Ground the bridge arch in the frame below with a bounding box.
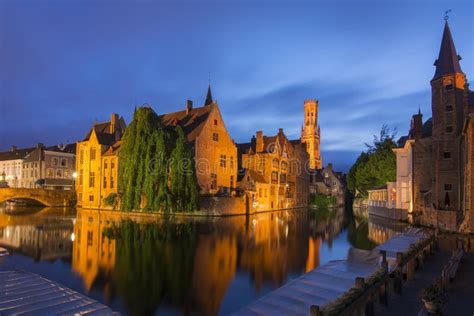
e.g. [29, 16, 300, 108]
[0, 188, 76, 207]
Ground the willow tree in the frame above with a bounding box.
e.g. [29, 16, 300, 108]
[119, 107, 199, 212]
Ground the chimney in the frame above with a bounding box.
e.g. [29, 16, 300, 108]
[256, 131, 264, 152]
[110, 113, 119, 134]
[11, 145, 17, 152]
[186, 100, 193, 114]
[410, 111, 423, 140]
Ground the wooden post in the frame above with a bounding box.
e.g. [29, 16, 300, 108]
[406, 259, 415, 281]
[395, 252, 403, 294]
[380, 280, 388, 306]
[310, 305, 320, 316]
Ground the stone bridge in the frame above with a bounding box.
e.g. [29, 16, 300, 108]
[0, 188, 76, 207]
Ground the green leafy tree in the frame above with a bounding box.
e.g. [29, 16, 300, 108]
[347, 125, 397, 196]
[119, 107, 199, 212]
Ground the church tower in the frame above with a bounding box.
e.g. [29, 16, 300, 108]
[301, 99, 322, 169]
[431, 20, 466, 211]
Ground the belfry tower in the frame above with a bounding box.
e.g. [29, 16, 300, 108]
[431, 20, 466, 211]
[301, 99, 322, 169]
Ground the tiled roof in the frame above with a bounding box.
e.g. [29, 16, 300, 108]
[159, 104, 213, 142]
[23, 143, 76, 163]
[83, 117, 126, 146]
[0, 147, 35, 161]
[433, 22, 463, 80]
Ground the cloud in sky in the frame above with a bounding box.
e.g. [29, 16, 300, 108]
[0, 0, 473, 171]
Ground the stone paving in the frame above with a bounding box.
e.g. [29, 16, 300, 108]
[442, 252, 474, 315]
[374, 250, 451, 315]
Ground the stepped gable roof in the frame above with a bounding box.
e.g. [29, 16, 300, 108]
[159, 104, 213, 142]
[0, 147, 35, 161]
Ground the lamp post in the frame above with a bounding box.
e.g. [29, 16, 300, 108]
[72, 172, 77, 191]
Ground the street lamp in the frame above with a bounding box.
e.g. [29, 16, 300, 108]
[72, 172, 77, 190]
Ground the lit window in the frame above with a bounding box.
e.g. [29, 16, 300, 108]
[47, 168, 53, 177]
[220, 155, 226, 168]
[89, 172, 95, 188]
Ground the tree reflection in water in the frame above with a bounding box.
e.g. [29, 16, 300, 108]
[103, 220, 197, 316]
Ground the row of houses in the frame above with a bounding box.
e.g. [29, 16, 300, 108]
[1, 87, 346, 212]
[0, 143, 76, 190]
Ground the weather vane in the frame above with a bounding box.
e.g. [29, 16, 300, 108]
[444, 9, 451, 21]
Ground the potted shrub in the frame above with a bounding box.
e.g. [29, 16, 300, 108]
[420, 279, 447, 313]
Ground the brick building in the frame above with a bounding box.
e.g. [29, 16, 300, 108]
[75, 113, 126, 208]
[238, 128, 309, 211]
[301, 99, 322, 170]
[159, 86, 238, 194]
[392, 20, 474, 231]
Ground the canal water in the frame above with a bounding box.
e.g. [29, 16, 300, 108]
[0, 206, 404, 316]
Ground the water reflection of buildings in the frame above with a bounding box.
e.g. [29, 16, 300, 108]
[367, 215, 407, 244]
[0, 209, 74, 261]
[72, 210, 117, 296]
[71, 208, 347, 316]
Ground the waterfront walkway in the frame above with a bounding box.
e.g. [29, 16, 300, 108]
[233, 228, 432, 316]
[443, 252, 474, 315]
[0, 270, 118, 315]
[374, 249, 451, 315]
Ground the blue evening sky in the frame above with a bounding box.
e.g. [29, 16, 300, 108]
[1, 0, 473, 171]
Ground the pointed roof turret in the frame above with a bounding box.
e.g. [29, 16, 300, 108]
[204, 84, 213, 106]
[433, 21, 463, 80]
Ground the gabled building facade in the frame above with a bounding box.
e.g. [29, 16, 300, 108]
[238, 128, 309, 211]
[22, 143, 76, 190]
[159, 86, 238, 194]
[76, 113, 126, 208]
[0, 146, 35, 188]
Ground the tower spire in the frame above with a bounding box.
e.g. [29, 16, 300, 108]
[205, 84, 213, 106]
[433, 19, 462, 80]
